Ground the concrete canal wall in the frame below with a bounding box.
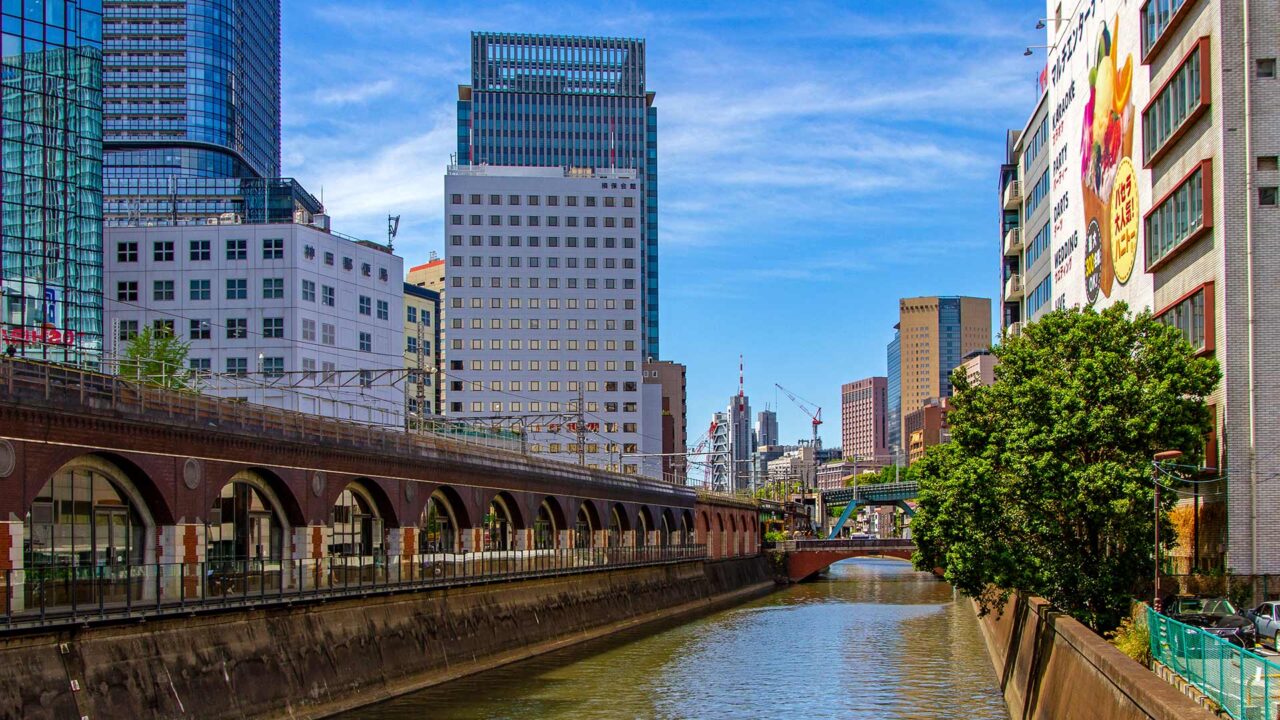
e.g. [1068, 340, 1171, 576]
[0, 556, 774, 720]
[975, 594, 1217, 720]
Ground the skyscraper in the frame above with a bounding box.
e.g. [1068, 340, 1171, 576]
[886, 327, 901, 461]
[841, 376, 888, 463]
[102, 0, 286, 224]
[895, 296, 991, 448]
[755, 409, 778, 449]
[456, 32, 659, 358]
[0, 1, 104, 365]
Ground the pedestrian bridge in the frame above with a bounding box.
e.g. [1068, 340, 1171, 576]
[821, 481, 920, 538]
[769, 538, 915, 582]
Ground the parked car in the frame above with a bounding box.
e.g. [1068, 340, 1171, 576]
[1245, 601, 1280, 648]
[1168, 596, 1258, 648]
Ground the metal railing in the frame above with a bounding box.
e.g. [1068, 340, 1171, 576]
[0, 357, 693, 501]
[1148, 606, 1280, 719]
[766, 538, 914, 552]
[0, 544, 708, 633]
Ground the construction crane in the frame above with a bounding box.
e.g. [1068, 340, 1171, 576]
[775, 383, 822, 451]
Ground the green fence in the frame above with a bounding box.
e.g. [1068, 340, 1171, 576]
[1148, 606, 1280, 719]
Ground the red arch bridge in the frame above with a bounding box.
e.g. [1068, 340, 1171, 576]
[0, 359, 762, 630]
[772, 538, 917, 582]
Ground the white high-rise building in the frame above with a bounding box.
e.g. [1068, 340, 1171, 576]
[103, 222, 405, 424]
[442, 165, 651, 476]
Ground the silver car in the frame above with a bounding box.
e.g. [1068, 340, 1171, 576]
[1248, 601, 1280, 647]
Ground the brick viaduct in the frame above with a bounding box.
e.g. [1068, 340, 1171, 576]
[0, 361, 758, 601]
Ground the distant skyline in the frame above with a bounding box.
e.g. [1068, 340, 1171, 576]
[281, 0, 1042, 449]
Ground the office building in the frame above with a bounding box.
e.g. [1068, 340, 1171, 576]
[408, 257, 446, 293]
[904, 398, 950, 465]
[643, 360, 687, 483]
[958, 349, 996, 388]
[404, 283, 440, 416]
[104, 222, 405, 423]
[727, 393, 752, 492]
[886, 327, 901, 461]
[709, 411, 731, 491]
[102, 0, 283, 225]
[442, 164, 650, 475]
[841, 376, 888, 464]
[767, 445, 815, 491]
[755, 409, 778, 449]
[456, 32, 660, 358]
[896, 296, 990, 445]
[999, 0, 1280, 575]
[1, 1, 104, 365]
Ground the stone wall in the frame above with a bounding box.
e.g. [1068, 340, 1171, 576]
[975, 594, 1216, 720]
[0, 557, 774, 720]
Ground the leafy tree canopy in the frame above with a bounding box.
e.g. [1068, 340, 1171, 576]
[911, 303, 1219, 630]
[122, 325, 192, 390]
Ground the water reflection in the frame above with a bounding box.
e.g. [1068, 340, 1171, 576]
[340, 558, 1009, 720]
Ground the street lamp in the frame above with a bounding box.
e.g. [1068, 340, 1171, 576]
[1153, 450, 1184, 611]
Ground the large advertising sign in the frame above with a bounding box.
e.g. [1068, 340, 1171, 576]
[1046, 0, 1153, 312]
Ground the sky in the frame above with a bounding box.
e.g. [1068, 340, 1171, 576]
[280, 0, 1045, 450]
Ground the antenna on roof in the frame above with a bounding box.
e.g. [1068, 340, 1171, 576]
[387, 214, 400, 252]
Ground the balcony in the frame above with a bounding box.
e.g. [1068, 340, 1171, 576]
[1006, 321, 1024, 338]
[1003, 227, 1023, 256]
[1002, 181, 1022, 210]
[1004, 273, 1024, 300]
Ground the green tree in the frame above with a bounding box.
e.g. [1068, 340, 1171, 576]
[122, 325, 192, 390]
[911, 303, 1219, 630]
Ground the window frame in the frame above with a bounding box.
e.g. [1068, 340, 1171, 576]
[1154, 281, 1215, 356]
[1144, 158, 1214, 272]
[1142, 37, 1211, 168]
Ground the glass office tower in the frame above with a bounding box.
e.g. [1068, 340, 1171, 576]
[0, 0, 104, 365]
[886, 327, 901, 461]
[457, 32, 660, 358]
[101, 0, 282, 224]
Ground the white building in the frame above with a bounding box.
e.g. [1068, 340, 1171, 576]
[104, 222, 405, 424]
[767, 446, 816, 491]
[442, 165, 651, 476]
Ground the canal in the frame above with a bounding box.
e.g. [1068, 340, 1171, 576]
[340, 558, 1010, 719]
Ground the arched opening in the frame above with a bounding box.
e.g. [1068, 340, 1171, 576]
[609, 503, 629, 548]
[484, 493, 520, 551]
[717, 513, 726, 558]
[660, 509, 675, 547]
[24, 456, 154, 607]
[329, 484, 384, 558]
[534, 497, 563, 550]
[729, 514, 739, 557]
[575, 502, 599, 549]
[681, 510, 694, 546]
[418, 490, 461, 554]
[206, 472, 287, 567]
[636, 506, 653, 548]
[698, 511, 710, 547]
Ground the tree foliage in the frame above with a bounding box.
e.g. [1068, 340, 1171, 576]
[910, 303, 1220, 630]
[122, 325, 192, 390]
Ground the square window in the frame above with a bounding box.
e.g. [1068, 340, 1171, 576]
[226, 318, 247, 339]
[116, 241, 138, 263]
[189, 319, 210, 340]
[1260, 156, 1279, 171]
[358, 332, 372, 352]
[153, 280, 174, 301]
[226, 239, 247, 260]
[1258, 58, 1277, 78]
[263, 238, 284, 260]
[1261, 187, 1279, 206]
[263, 317, 284, 338]
[153, 241, 174, 262]
[359, 295, 372, 316]
[322, 285, 335, 307]
[262, 277, 284, 299]
[321, 323, 336, 345]
[262, 357, 285, 378]
[189, 279, 211, 301]
[302, 318, 316, 341]
[376, 300, 389, 320]
[189, 358, 211, 374]
[118, 320, 139, 341]
[189, 239, 210, 261]
[116, 281, 137, 302]
[226, 357, 248, 376]
[301, 279, 316, 302]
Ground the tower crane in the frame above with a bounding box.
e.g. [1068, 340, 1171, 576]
[774, 383, 822, 451]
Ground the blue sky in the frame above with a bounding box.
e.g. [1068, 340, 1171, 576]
[280, 0, 1043, 450]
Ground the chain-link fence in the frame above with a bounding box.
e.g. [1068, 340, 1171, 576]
[1148, 606, 1280, 719]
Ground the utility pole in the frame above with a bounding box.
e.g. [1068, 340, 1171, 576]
[576, 384, 586, 466]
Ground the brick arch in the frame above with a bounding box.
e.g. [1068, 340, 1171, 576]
[212, 466, 306, 528]
[698, 510, 711, 549]
[28, 449, 176, 527]
[333, 477, 400, 527]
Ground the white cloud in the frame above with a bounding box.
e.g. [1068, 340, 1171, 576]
[313, 78, 397, 106]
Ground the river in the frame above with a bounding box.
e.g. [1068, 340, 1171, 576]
[339, 558, 1010, 720]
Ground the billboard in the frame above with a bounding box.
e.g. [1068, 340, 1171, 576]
[1045, 0, 1153, 312]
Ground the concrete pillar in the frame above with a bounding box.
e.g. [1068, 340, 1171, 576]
[291, 525, 328, 590]
[559, 529, 572, 551]
[513, 527, 533, 552]
[385, 527, 405, 584]
[0, 520, 23, 612]
[593, 529, 608, 551]
[158, 523, 204, 600]
[622, 530, 635, 548]
[461, 527, 482, 553]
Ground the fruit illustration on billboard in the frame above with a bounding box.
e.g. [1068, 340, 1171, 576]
[1079, 14, 1135, 302]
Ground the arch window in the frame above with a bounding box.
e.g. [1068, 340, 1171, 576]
[636, 508, 650, 547]
[330, 487, 383, 557]
[206, 479, 283, 566]
[25, 463, 147, 570]
[418, 493, 456, 554]
[575, 504, 594, 549]
[484, 496, 516, 551]
[534, 500, 558, 550]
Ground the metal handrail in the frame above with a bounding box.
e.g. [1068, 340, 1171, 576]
[1, 544, 712, 633]
[1148, 606, 1280, 719]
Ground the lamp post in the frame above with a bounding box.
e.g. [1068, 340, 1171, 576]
[1153, 450, 1184, 610]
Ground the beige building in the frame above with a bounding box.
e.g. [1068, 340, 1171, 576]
[958, 349, 997, 388]
[642, 360, 687, 483]
[896, 296, 990, 445]
[403, 282, 440, 416]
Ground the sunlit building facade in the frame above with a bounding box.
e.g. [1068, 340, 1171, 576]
[0, 0, 104, 364]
